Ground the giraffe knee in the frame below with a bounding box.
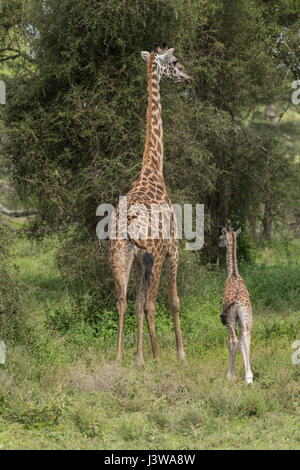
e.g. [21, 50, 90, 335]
[228, 337, 238, 349]
[117, 296, 127, 315]
[169, 295, 180, 312]
[145, 301, 155, 320]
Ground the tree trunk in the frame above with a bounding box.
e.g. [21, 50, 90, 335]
[207, 183, 227, 268]
[262, 205, 272, 241]
[217, 182, 227, 269]
[0, 203, 37, 217]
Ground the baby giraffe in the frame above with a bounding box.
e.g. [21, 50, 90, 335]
[219, 227, 253, 383]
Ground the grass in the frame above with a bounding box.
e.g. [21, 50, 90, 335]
[0, 236, 299, 449]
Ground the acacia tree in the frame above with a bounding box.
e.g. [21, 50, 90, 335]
[1, 0, 299, 295]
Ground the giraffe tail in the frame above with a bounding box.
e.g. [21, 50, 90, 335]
[220, 301, 237, 325]
[143, 252, 154, 286]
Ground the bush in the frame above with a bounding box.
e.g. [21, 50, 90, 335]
[0, 226, 25, 316]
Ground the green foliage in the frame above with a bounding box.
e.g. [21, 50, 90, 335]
[1, 0, 299, 289]
[5, 396, 64, 429]
[0, 226, 25, 315]
[236, 229, 257, 264]
[43, 237, 300, 358]
[0, 1, 299, 449]
[0, 234, 299, 449]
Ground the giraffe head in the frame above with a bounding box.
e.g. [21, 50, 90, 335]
[141, 46, 192, 83]
[219, 227, 241, 248]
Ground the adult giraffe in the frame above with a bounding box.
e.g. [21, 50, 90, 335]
[109, 46, 192, 365]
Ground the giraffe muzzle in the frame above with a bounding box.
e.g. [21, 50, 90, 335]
[180, 71, 192, 83]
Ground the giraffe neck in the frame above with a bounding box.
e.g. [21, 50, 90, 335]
[142, 52, 164, 180]
[227, 233, 239, 277]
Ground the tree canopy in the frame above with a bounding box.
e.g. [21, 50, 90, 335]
[1, 0, 299, 295]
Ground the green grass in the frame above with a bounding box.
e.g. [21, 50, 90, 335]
[0, 237, 299, 449]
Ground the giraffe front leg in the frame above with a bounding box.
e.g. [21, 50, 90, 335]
[165, 249, 185, 362]
[134, 260, 145, 366]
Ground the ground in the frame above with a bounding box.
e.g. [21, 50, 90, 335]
[0, 236, 299, 450]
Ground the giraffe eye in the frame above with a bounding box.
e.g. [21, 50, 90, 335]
[172, 60, 178, 66]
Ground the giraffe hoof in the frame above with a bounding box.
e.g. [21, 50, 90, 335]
[136, 356, 145, 367]
[246, 376, 253, 384]
[226, 373, 235, 381]
[177, 353, 187, 364]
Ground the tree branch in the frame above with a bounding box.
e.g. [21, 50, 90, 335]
[0, 219, 16, 231]
[0, 54, 21, 63]
[0, 182, 11, 192]
[0, 47, 35, 64]
[0, 203, 37, 217]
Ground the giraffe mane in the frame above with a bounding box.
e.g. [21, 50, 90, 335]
[142, 51, 155, 165]
[231, 231, 238, 277]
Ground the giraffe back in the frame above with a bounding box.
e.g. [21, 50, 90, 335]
[223, 274, 251, 309]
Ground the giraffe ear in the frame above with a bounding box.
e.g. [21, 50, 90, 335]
[235, 227, 241, 236]
[141, 51, 150, 62]
[165, 47, 174, 57]
[160, 48, 174, 61]
[222, 227, 227, 235]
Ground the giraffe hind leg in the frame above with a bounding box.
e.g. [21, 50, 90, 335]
[144, 257, 164, 360]
[165, 246, 185, 362]
[237, 307, 253, 383]
[134, 259, 145, 366]
[220, 302, 236, 326]
[226, 305, 239, 380]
